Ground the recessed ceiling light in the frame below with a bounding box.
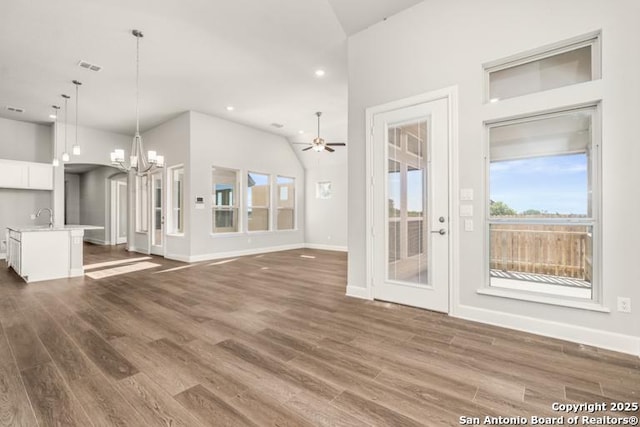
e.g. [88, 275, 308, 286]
[226, 106, 234, 111]
[489, 98, 499, 103]
[314, 69, 325, 77]
[298, 130, 305, 134]
[49, 114, 57, 119]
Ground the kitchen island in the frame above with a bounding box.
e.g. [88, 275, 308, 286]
[6, 225, 103, 283]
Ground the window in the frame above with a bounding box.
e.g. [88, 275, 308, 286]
[212, 167, 239, 233]
[168, 166, 184, 234]
[135, 175, 148, 232]
[487, 107, 599, 300]
[247, 172, 270, 232]
[276, 176, 295, 230]
[485, 33, 600, 102]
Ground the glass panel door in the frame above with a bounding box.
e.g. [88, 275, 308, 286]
[151, 172, 164, 254]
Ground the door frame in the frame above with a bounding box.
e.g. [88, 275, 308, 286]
[365, 86, 459, 315]
[149, 170, 165, 257]
[110, 179, 128, 245]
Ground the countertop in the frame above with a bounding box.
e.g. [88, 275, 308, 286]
[7, 225, 104, 232]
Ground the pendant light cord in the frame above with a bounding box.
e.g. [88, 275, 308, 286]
[64, 96, 68, 152]
[135, 33, 140, 135]
[75, 82, 79, 147]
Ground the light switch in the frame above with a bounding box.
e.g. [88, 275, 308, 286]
[460, 204, 473, 217]
[460, 188, 474, 201]
[464, 219, 474, 232]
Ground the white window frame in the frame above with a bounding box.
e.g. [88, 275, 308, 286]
[167, 165, 185, 236]
[212, 166, 241, 235]
[247, 171, 271, 233]
[483, 31, 601, 103]
[276, 175, 296, 231]
[481, 104, 604, 311]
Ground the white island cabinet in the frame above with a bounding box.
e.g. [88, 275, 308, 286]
[6, 225, 103, 282]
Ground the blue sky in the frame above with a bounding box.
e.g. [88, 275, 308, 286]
[390, 153, 588, 215]
[490, 153, 588, 215]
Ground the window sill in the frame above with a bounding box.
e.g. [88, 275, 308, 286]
[166, 233, 184, 238]
[476, 287, 610, 313]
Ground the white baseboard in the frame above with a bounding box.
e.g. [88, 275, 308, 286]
[186, 243, 306, 263]
[165, 253, 191, 263]
[455, 304, 640, 357]
[346, 285, 372, 300]
[83, 238, 109, 246]
[304, 243, 348, 252]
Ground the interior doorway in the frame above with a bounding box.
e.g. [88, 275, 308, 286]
[110, 178, 127, 245]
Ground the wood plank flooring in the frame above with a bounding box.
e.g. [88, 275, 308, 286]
[0, 244, 638, 426]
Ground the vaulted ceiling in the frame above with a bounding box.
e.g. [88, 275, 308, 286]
[0, 0, 422, 150]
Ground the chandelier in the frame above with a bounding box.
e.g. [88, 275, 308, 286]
[111, 29, 164, 174]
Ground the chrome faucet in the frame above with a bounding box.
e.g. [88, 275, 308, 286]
[36, 208, 54, 228]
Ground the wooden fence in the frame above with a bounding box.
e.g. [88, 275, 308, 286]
[490, 223, 592, 281]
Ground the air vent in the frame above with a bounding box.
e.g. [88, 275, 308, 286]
[78, 60, 103, 72]
[270, 123, 284, 129]
[6, 106, 25, 113]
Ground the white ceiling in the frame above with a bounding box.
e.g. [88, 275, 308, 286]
[0, 0, 421, 159]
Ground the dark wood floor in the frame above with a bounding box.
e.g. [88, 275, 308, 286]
[0, 244, 638, 426]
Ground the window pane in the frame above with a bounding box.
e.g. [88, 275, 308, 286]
[248, 207, 269, 231]
[489, 44, 593, 101]
[213, 208, 238, 233]
[248, 172, 270, 232]
[488, 107, 596, 299]
[277, 176, 295, 230]
[170, 168, 184, 234]
[387, 119, 428, 285]
[490, 224, 592, 299]
[136, 175, 148, 232]
[212, 167, 239, 233]
[490, 111, 592, 218]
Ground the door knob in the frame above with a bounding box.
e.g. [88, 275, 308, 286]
[431, 228, 446, 235]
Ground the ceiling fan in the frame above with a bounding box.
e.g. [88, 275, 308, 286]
[294, 112, 346, 153]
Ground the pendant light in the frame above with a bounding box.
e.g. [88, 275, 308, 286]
[72, 80, 82, 156]
[61, 94, 70, 162]
[110, 29, 164, 174]
[51, 105, 61, 167]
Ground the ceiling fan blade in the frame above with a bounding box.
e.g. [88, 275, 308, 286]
[326, 143, 346, 146]
[324, 146, 335, 152]
[302, 146, 313, 151]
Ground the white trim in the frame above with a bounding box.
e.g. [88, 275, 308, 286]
[182, 243, 305, 263]
[304, 243, 347, 252]
[365, 86, 459, 314]
[346, 285, 372, 300]
[477, 288, 609, 313]
[69, 267, 84, 278]
[83, 237, 110, 246]
[164, 253, 191, 263]
[0, 253, 5, 260]
[454, 304, 639, 357]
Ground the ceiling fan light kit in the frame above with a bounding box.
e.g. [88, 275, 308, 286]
[298, 111, 346, 153]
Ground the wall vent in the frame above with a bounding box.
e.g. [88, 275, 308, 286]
[6, 106, 25, 113]
[270, 123, 284, 128]
[78, 60, 103, 72]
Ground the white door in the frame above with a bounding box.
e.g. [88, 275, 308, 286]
[372, 98, 450, 312]
[150, 172, 164, 256]
[115, 181, 127, 244]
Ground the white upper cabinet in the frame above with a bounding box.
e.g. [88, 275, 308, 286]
[0, 159, 53, 190]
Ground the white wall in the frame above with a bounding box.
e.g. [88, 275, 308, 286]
[305, 157, 348, 250]
[53, 123, 131, 227]
[78, 166, 124, 244]
[64, 173, 80, 224]
[0, 117, 53, 257]
[188, 111, 305, 261]
[348, 0, 640, 354]
[141, 112, 190, 257]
